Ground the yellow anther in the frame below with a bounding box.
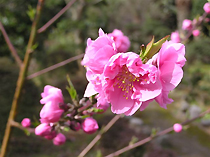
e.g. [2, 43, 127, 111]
[122, 80, 125, 84]
[126, 97, 128, 100]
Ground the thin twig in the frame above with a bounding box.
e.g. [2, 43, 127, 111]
[0, 21, 22, 67]
[10, 120, 35, 133]
[78, 115, 121, 157]
[27, 54, 84, 79]
[105, 108, 210, 157]
[37, 0, 77, 33]
[0, 1, 45, 157]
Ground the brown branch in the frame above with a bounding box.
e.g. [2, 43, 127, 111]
[27, 54, 84, 80]
[105, 108, 210, 157]
[0, 21, 22, 67]
[10, 120, 35, 133]
[78, 115, 121, 157]
[0, 0, 45, 157]
[37, 0, 77, 33]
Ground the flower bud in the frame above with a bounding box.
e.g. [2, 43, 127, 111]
[40, 101, 64, 123]
[173, 123, 182, 133]
[70, 121, 81, 131]
[21, 118, 31, 128]
[170, 31, 181, 43]
[203, 2, 210, 14]
[44, 131, 57, 140]
[82, 117, 99, 134]
[40, 85, 64, 105]
[53, 133, 66, 146]
[35, 123, 52, 137]
[182, 19, 192, 30]
[192, 30, 200, 37]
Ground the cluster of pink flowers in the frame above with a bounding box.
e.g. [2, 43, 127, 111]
[82, 28, 186, 116]
[170, 2, 210, 43]
[32, 85, 101, 145]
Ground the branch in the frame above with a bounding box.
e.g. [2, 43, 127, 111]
[78, 115, 121, 157]
[10, 120, 35, 133]
[105, 108, 210, 157]
[27, 54, 84, 80]
[0, 21, 22, 67]
[0, 0, 45, 156]
[37, 0, 77, 33]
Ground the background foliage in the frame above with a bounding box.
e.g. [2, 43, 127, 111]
[1, 0, 210, 156]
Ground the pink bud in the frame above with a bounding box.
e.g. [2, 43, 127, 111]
[40, 85, 64, 105]
[192, 30, 200, 37]
[21, 118, 31, 128]
[173, 123, 183, 133]
[203, 2, 210, 14]
[53, 133, 66, 145]
[35, 123, 52, 136]
[70, 121, 81, 131]
[170, 31, 181, 43]
[82, 118, 99, 134]
[40, 101, 64, 123]
[44, 131, 57, 140]
[182, 19, 192, 30]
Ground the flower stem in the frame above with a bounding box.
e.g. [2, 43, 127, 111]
[105, 108, 210, 157]
[0, 1, 45, 156]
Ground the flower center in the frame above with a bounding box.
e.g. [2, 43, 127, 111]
[113, 66, 140, 99]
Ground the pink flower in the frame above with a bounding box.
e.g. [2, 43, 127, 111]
[40, 101, 64, 123]
[21, 118, 31, 128]
[100, 52, 162, 115]
[40, 85, 64, 105]
[170, 31, 181, 43]
[82, 117, 99, 134]
[53, 133, 66, 145]
[44, 131, 57, 140]
[182, 19, 192, 30]
[82, 28, 117, 74]
[192, 29, 200, 37]
[35, 123, 53, 137]
[173, 123, 182, 133]
[108, 29, 130, 53]
[145, 41, 186, 109]
[203, 2, 210, 14]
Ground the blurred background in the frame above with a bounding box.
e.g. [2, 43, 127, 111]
[1, 0, 210, 156]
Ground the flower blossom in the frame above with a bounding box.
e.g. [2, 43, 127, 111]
[182, 19, 192, 30]
[100, 52, 162, 115]
[108, 29, 130, 53]
[203, 2, 210, 14]
[143, 41, 186, 110]
[170, 31, 181, 43]
[82, 28, 117, 74]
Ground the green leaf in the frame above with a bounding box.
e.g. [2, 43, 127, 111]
[129, 136, 138, 145]
[63, 127, 70, 132]
[31, 43, 39, 50]
[96, 150, 103, 157]
[141, 35, 169, 62]
[24, 129, 30, 136]
[151, 128, 158, 137]
[89, 107, 104, 113]
[66, 75, 78, 103]
[26, 5, 36, 21]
